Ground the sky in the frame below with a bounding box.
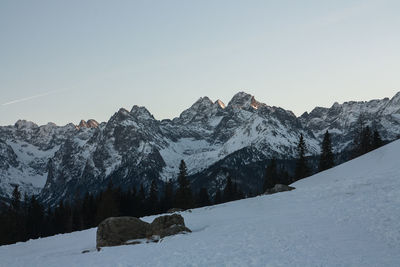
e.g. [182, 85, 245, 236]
[1, 0, 400, 126]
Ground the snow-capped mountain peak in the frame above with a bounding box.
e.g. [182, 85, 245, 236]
[14, 120, 38, 130]
[130, 105, 155, 121]
[78, 120, 88, 128]
[176, 96, 222, 124]
[227, 92, 262, 110]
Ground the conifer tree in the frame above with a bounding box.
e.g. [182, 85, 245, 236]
[352, 115, 366, 158]
[295, 133, 309, 180]
[318, 130, 335, 172]
[138, 184, 146, 202]
[372, 129, 383, 150]
[54, 201, 67, 233]
[232, 181, 238, 200]
[196, 187, 211, 207]
[214, 189, 222, 204]
[81, 192, 96, 228]
[25, 195, 44, 239]
[9, 185, 23, 242]
[223, 175, 234, 202]
[360, 126, 372, 154]
[96, 180, 119, 224]
[147, 179, 159, 213]
[279, 167, 291, 185]
[351, 114, 377, 158]
[174, 160, 193, 209]
[138, 183, 146, 216]
[163, 179, 174, 212]
[233, 182, 244, 200]
[11, 185, 21, 212]
[263, 158, 278, 191]
[0, 203, 7, 245]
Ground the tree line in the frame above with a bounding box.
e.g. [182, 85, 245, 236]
[262, 118, 384, 191]
[0, 160, 245, 246]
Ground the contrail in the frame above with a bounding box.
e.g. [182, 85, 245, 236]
[2, 89, 66, 106]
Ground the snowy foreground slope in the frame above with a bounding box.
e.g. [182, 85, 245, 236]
[1, 141, 400, 266]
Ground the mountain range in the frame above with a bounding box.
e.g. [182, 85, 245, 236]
[1, 91, 400, 205]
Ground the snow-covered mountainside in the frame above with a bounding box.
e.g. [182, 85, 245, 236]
[0, 120, 83, 200]
[1, 92, 400, 204]
[1, 140, 399, 266]
[300, 92, 400, 152]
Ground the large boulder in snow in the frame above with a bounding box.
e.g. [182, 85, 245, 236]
[96, 217, 151, 248]
[264, 184, 295, 195]
[96, 214, 191, 248]
[151, 214, 191, 238]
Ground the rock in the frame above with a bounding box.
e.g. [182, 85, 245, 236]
[96, 214, 191, 248]
[264, 184, 295, 195]
[150, 214, 191, 238]
[96, 217, 151, 248]
[167, 208, 184, 213]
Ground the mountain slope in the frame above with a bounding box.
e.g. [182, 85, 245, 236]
[0, 120, 80, 199]
[1, 140, 399, 266]
[300, 92, 400, 152]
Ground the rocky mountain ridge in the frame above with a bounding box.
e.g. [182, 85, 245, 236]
[1, 91, 400, 204]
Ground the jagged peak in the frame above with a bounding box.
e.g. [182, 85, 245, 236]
[130, 105, 155, 120]
[192, 97, 214, 108]
[180, 97, 214, 115]
[176, 96, 220, 123]
[77, 119, 99, 129]
[108, 106, 154, 127]
[118, 108, 130, 114]
[87, 119, 99, 128]
[78, 120, 88, 128]
[300, 111, 309, 118]
[109, 108, 130, 121]
[331, 102, 340, 108]
[228, 91, 261, 110]
[215, 99, 226, 109]
[14, 119, 38, 130]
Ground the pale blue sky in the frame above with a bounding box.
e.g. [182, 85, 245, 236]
[1, 0, 399, 126]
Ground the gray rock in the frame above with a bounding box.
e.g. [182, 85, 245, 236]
[96, 217, 151, 248]
[96, 214, 191, 248]
[264, 184, 295, 195]
[166, 208, 184, 213]
[150, 214, 191, 238]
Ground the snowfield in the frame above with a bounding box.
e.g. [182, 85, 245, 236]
[1, 140, 400, 266]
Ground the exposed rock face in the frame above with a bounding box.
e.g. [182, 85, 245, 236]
[96, 214, 191, 248]
[264, 184, 295, 195]
[0, 120, 79, 199]
[78, 119, 99, 129]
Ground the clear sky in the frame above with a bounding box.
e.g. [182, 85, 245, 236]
[1, 0, 399, 126]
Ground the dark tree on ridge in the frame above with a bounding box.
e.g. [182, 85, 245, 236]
[318, 130, 335, 172]
[295, 133, 309, 180]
